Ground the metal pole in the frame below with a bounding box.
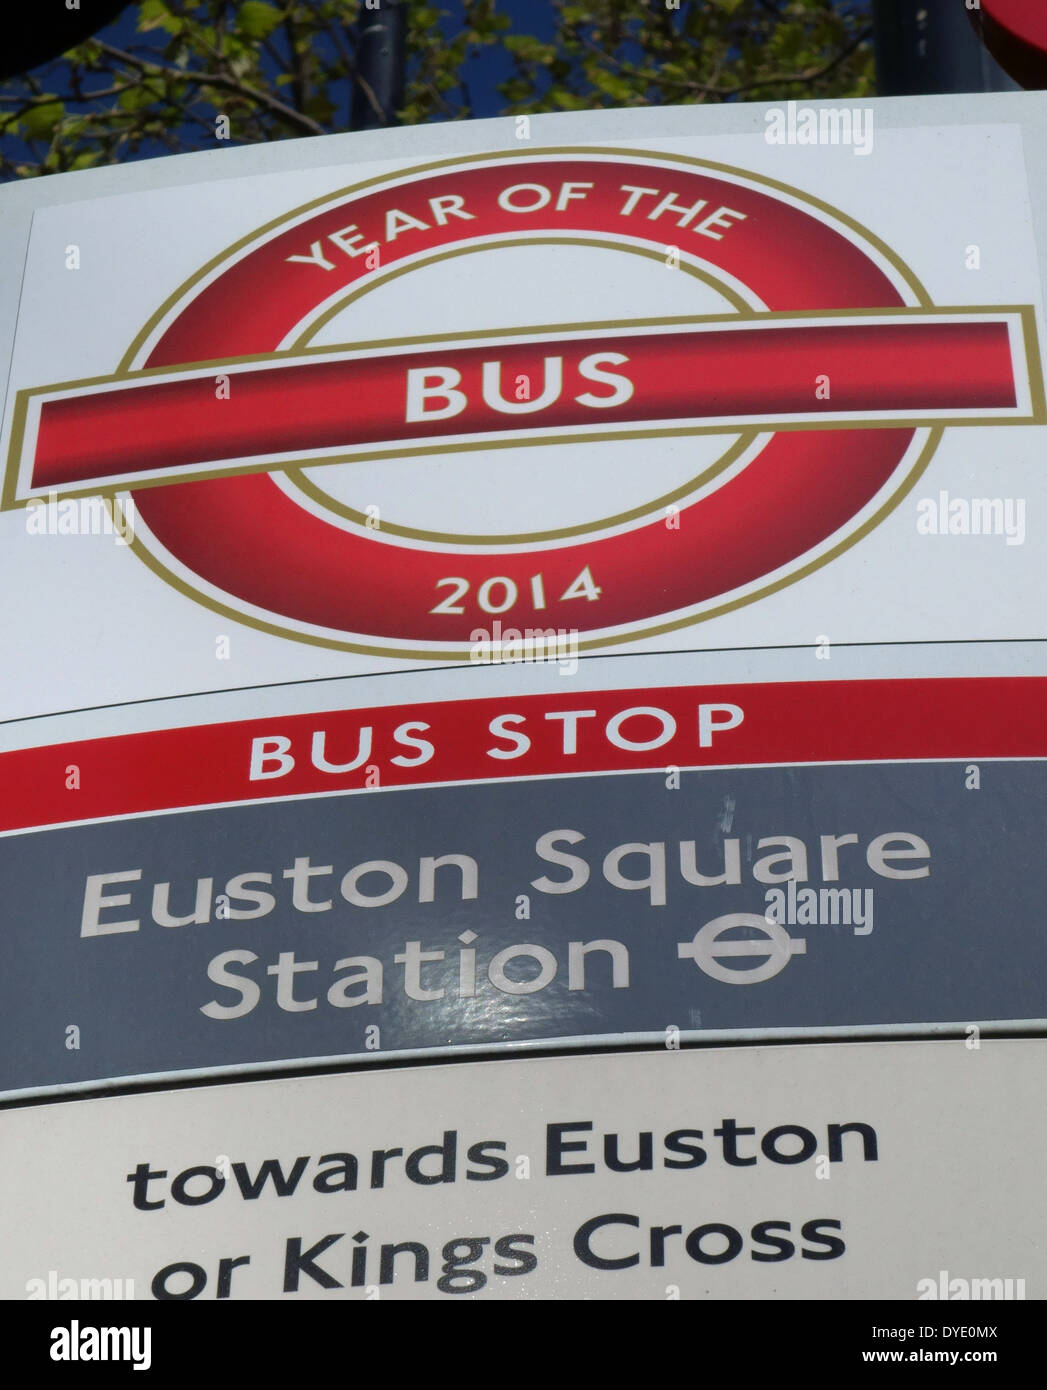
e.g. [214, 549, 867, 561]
[872, 0, 1019, 95]
[350, 0, 408, 131]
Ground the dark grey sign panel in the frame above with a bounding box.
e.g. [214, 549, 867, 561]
[2, 763, 1044, 1097]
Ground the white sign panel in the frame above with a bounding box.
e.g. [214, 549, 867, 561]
[1, 1041, 1041, 1300]
[1, 96, 1047, 721]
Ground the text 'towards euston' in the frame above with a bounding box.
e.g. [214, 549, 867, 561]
[120, 1120, 875, 1293]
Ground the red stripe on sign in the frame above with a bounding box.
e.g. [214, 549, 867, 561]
[32, 321, 1016, 489]
[1, 677, 1042, 833]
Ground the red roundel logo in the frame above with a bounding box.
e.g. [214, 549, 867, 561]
[10, 148, 1034, 658]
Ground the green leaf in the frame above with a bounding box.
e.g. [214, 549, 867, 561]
[498, 78, 531, 103]
[237, 2, 283, 42]
[549, 89, 588, 111]
[138, 0, 181, 36]
[23, 101, 64, 140]
[118, 85, 157, 113]
[589, 68, 633, 102]
[504, 35, 555, 64]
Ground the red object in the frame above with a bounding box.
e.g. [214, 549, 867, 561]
[973, 1, 1047, 88]
[33, 320, 1015, 490]
[1, 677, 1042, 834]
[124, 156, 923, 643]
[31, 155, 1006, 646]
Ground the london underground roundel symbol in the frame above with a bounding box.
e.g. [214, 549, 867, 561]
[17, 148, 1031, 658]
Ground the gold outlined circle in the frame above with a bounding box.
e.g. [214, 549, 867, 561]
[116, 143, 939, 658]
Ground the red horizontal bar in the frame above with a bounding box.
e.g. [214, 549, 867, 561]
[1, 676, 1042, 833]
[32, 320, 1017, 489]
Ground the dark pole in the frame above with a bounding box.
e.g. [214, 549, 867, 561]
[872, 0, 1019, 95]
[350, 0, 408, 130]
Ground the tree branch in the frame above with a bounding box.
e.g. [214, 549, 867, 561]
[92, 39, 327, 135]
[573, 22, 873, 101]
